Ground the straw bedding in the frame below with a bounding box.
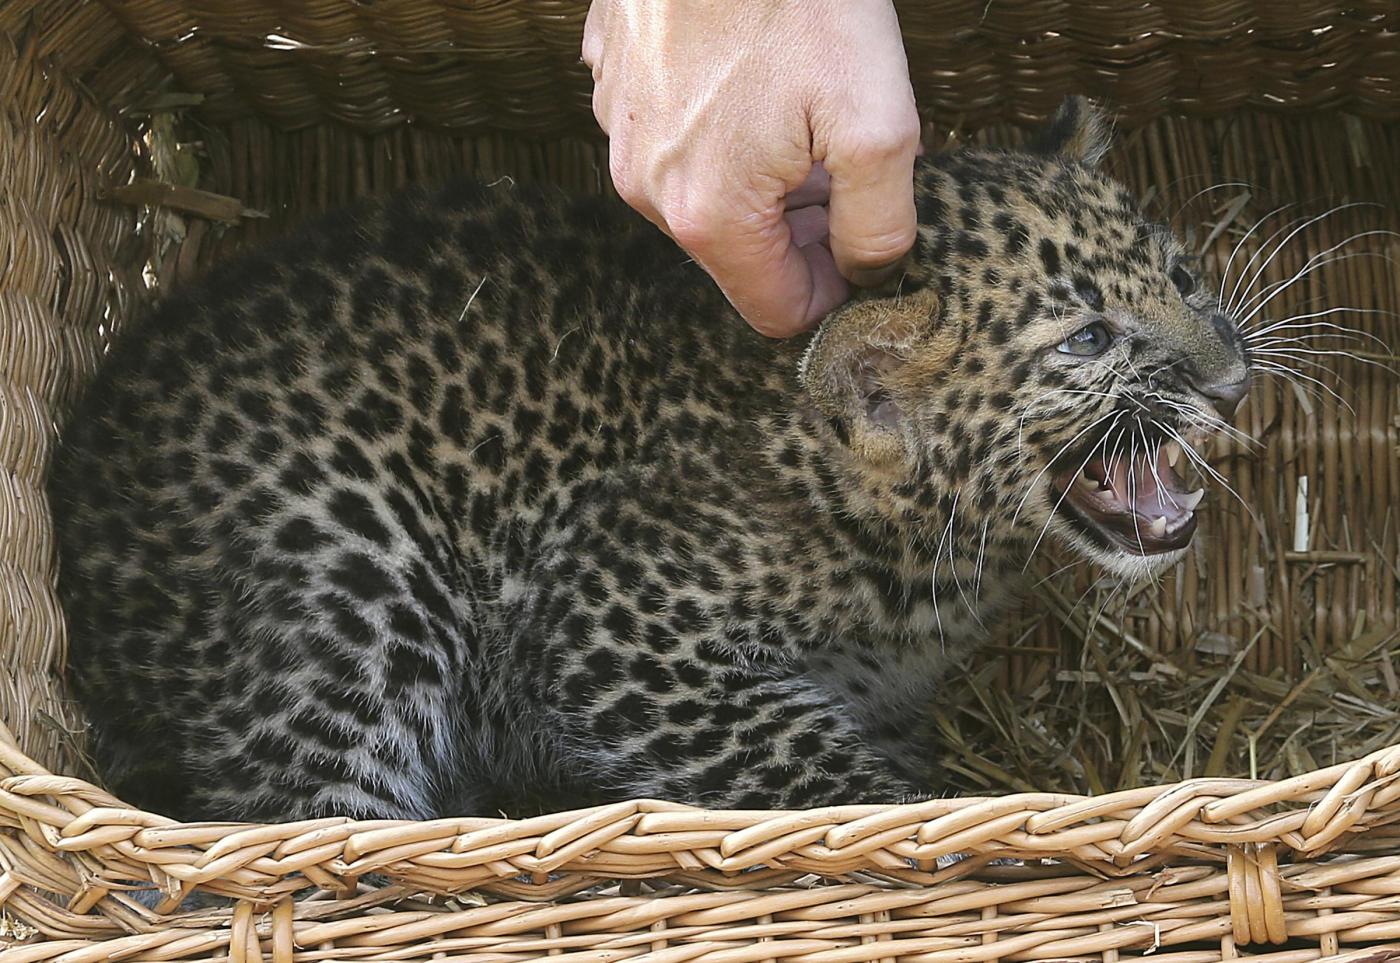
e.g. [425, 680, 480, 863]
[0, 1, 1398, 960]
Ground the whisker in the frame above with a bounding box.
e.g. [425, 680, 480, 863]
[1246, 333, 1392, 359]
[931, 488, 977, 636]
[1010, 409, 1124, 526]
[1030, 554, 1092, 591]
[973, 519, 990, 602]
[1127, 431, 1146, 556]
[1145, 393, 1258, 449]
[1251, 359, 1355, 412]
[1221, 206, 1332, 315]
[1246, 306, 1396, 344]
[1224, 203, 1377, 316]
[1236, 238, 1400, 327]
[1013, 405, 1120, 526]
[1217, 201, 1301, 310]
[1157, 422, 1260, 530]
[1250, 346, 1396, 374]
[1022, 418, 1125, 571]
[1171, 181, 1256, 226]
[1250, 352, 1382, 393]
[1107, 423, 1128, 481]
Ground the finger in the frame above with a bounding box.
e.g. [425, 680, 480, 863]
[683, 210, 847, 337]
[591, 81, 613, 133]
[582, 1, 605, 69]
[824, 106, 921, 286]
[784, 204, 828, 248]
[711, 238, 847, 336]
[795, 241, 849, 324]
[784, 163, 830, 210]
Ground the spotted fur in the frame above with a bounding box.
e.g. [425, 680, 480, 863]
[51, 98, 1249, 821]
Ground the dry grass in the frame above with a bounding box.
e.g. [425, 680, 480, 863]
[937, 572, 1400, 796]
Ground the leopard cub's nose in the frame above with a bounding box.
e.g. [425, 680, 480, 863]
[1199, 375, 1250, 420]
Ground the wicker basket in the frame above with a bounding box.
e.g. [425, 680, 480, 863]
[2, 2, 1399, 961]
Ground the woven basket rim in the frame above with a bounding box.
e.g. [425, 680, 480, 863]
[6, 716, 1400, 955]
[5, 718, 1400, 898]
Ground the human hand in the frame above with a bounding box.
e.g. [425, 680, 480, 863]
[583, 0, 920, 337]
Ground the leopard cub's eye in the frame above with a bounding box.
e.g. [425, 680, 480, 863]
[1170, 263, 1197, 296]
[1056, 321, 1112, 357]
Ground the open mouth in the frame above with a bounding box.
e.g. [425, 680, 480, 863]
[1051, 439, 1204, 556]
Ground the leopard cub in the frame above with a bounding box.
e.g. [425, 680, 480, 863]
[52, 97, 1249, 821]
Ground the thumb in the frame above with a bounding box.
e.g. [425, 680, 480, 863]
[678, 201, 847, 337]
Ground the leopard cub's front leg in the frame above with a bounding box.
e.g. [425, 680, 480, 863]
[509, 487, 930, 810]
[563, 659, 924, 808]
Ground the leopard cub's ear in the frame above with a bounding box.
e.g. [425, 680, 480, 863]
[798, 289, 946, 462]
[1030, 95, 1112, 168]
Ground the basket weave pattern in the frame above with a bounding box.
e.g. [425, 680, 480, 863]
[4, 728, 1400, 960]
[1, 2, 1399, 961]
[0, 26, 149, 783]
[92, 0, 1400, 131]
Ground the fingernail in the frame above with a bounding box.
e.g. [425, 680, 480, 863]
[847, 263, 901, 288]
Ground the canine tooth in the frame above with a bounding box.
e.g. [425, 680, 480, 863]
[1149, 516, 1168, 537]
[1165, 441, 1182, 467]
[1183, 489, 1205, 510]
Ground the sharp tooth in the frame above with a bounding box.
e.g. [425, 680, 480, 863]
[1080, 468, 1096, 487]
[1183, 489, 1205, 510]
[1150, 516, 1168, 537]
[1165, 441, 1182, 467]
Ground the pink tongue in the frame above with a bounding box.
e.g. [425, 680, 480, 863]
[1105, 450, 1187, 517]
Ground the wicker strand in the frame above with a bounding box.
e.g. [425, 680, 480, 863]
[1, 5, 1399, 961]
[76, 0, 1400, 133]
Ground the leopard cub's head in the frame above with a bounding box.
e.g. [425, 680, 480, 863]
[800, 96, 1250, 580]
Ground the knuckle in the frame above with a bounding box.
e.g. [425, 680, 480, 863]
[580, 36, 601, 70]
[607, 157, 644, 207]
[838, 118, 921, 169]
[843, 134, 913, 169]
[664, 200, 723, 252]
[746, 313, 799, 338]
[842, 226, 916, 269]
[590, 95, 610, 130]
